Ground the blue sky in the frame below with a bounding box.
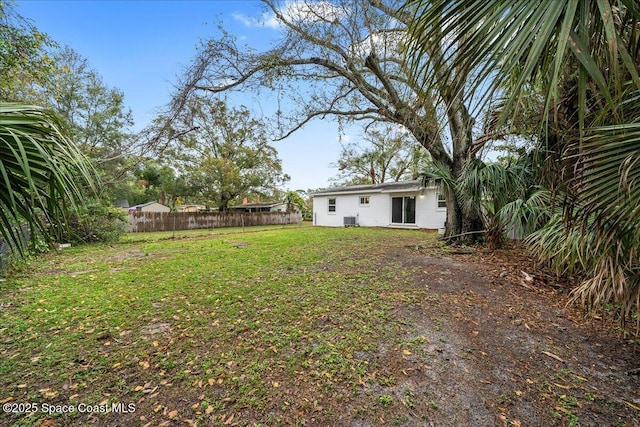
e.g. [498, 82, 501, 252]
[16, 0, 346, 192]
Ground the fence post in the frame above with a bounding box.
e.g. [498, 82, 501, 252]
[172, 211, 176, 238]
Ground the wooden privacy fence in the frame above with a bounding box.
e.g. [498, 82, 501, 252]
[128, 211, 302, 233]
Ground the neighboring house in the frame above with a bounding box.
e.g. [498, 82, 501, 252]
[177, 204, 207, 213]
[227, 200, 288, 213]
[312, 180, 446, 229]
[129, 201, 170, 213]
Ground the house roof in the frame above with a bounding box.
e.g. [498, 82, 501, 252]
[312, 180, 432, 197]
[228, 202, 285, 209]
[130, 201, 166, 209]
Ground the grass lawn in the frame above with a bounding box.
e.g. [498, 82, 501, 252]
[0, 225, 438, 426]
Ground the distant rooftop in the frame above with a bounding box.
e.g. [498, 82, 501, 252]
[226, 201, 284, 209]
[235, 202, 284, 208]
[130, 201, 164, 208]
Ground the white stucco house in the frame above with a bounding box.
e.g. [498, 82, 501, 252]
[312, 180, 446, 229]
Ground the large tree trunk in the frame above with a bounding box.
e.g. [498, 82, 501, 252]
[443, 185, 462, 238]
[419, 29, 484, 244]
[443, 163, 483, 245]
[218, 196, 230, 212]
[443, 192, 483, 244]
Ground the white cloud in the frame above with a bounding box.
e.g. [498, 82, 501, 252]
[232, 10, 280, 29]
[231, 12, 255, 27]
[261, 13, 282, 29]
[352, 27, 406, 60]
[338, 134, 352, 144]
[278, 1, 345, 24]
[233, 1, 347, 31]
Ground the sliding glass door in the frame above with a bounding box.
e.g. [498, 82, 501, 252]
[391, 196, 416, 224]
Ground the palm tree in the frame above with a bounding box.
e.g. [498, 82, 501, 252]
[421, 156, 533, 250]
[0, 103, 94, 258]
[405, 0, 640, 321]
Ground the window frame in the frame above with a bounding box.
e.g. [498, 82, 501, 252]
[391, 196, 416, 224]
[328, 197, 336, 213]
[359, 195, 370, 206]
[437, 190, 447, 209]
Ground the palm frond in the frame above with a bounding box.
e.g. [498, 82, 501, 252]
[405, 0, 640, 141]
[499, 188, 553, 239]
[0, 103, 96, 256]
[418, 159, 455, 191]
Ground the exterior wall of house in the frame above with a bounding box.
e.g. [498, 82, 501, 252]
[269, 203, 287, 212]
[178, 205, 206, 213]
[415, 189, 447, 229]
[313, 188, 446, 229]
[313, 193, 389, 227]
[139, 203, 170, 213]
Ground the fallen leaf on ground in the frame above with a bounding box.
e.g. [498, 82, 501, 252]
[624, 401, 640, 411]
[542, 351, 564, 362]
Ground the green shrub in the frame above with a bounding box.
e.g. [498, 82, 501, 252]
[62, 200, 127, 244]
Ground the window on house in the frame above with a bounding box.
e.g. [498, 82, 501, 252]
[359, 196, 370, 206]
[437, 191, 446, 209]
[328, 198, 336, 212]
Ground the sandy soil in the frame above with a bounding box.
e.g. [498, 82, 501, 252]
[370, 244, 640, 426]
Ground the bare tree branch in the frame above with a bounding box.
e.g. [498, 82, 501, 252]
[275, 107, 383, 141]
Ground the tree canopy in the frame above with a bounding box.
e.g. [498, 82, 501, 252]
[331, 123, 429, 185]
[44, 47, 134, 183]
[0, 2, 56, 101]
[165, 96, 289, 210]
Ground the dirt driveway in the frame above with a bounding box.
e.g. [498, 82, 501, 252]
[374, 243, 640, 426]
